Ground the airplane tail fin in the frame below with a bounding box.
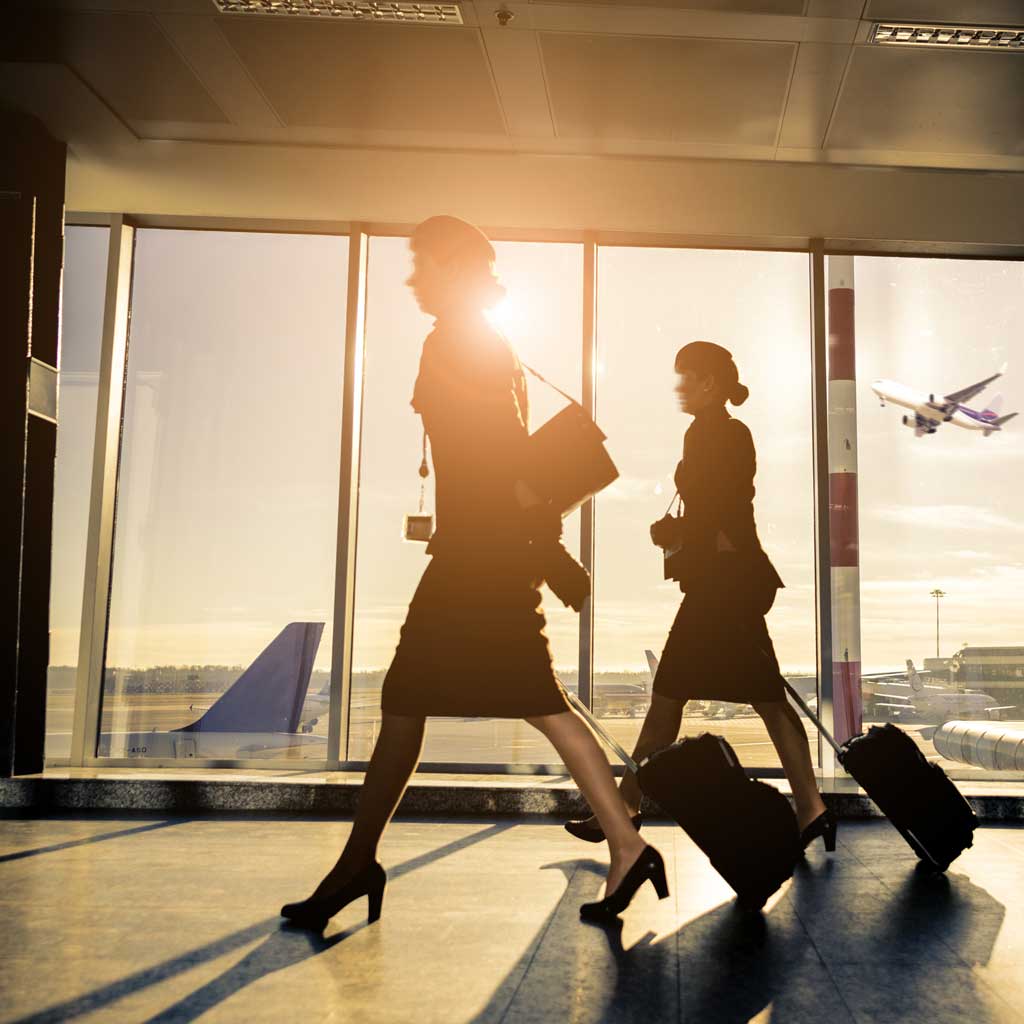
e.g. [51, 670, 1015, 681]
[984, 412, 1018, 436]
[644, 649, 660, 682]
[906, 658, 924, 693]
[981, 394, 1004, 418]
[178, 622, 325, 734]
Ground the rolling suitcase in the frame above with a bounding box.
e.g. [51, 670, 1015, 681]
[562, 686, 801, 909]
[784, 681, 977, 872]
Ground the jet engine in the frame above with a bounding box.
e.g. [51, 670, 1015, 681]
[902, 415, 917, 429]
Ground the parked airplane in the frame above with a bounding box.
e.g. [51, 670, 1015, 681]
[594, 682, 649, 718]
[97, 622, 327, 758]
[871, 368, 1017, 437]
[640, 645, 1014, 727]
[868, 659, 1015, 725]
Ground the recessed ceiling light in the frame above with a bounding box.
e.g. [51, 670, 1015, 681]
[213, 0, 464, 24]
[871, 22, 1023, 51]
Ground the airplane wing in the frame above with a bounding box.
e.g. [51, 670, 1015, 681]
[943, 370, 1003, 408]
[863, 669, 931, 680]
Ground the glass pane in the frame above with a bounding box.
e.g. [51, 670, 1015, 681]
[853, 256, 1024, 780]
[47, 226, 109, 760]
[99, 230, 347, 761]
[350, 237, 583, 765]
[595, 247, 817, 770]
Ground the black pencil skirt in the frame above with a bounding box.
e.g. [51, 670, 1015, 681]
[381, 554, 569, 718]
[652, 572, 786, 705]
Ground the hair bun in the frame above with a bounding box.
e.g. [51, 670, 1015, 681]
[730, 382, 749, 406]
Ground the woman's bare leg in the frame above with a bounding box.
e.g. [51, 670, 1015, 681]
[309, 712, 426, 898]
[528, 710, 648, 895]
[753, 699, 826, 830]
[618, 695, 685, 814]
[576, 694, 685, 825]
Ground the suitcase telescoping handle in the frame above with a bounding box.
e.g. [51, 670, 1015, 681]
[559, 681, 641, 775]
[782, 680, 844, 758]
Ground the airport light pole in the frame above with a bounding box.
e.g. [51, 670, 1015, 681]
[930, 588, 946, 658]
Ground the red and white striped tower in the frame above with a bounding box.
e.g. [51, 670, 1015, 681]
[828, 256, 863, 743]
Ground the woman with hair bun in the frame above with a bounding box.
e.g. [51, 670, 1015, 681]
[282, 216, 665, 931]
[566, 341, 835, 855]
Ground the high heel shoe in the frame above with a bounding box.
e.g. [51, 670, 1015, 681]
[580, 846, 668, 921]
[800, 809, 838, 853]
[564, 813, 642, 844]
[280, 861, 386, 931]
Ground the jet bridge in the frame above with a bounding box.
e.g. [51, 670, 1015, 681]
[933, 721, 1024, 772]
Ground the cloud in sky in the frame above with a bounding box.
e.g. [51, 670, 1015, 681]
[872, 504, 1024, 533]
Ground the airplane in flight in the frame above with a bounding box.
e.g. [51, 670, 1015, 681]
[867, 659, 1015, 725]
[97, 621, 328, 758]
[871, 368, 1017, 437]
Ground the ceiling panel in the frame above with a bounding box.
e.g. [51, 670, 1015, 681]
[865, 1, 1024, 25]
[777, 42, 850, 149]
[217, 19, 505, 135]
[58, 13, 227, 124]
[530, 0, 806, 11]
[541, 33, 793, 145]
[829, 46, 1024, 156]
[0, 61, 135, 146]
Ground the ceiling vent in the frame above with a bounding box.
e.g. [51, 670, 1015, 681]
[213, 0, 464, 23]
[871, 23, 1023, 50]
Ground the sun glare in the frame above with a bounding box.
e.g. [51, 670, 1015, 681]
[485, 295, 529, 338]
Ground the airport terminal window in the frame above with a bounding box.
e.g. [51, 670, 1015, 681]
[851, 256, 1024, 780]
[349, 237, 583, 765]
[46, 226, 109, 760]
[593, 247, 818, 770]
[99, 229, 348, 760]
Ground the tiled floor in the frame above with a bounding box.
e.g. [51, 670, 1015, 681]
[1, 815, 1022, 1023]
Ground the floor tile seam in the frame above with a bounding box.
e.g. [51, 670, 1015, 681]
[494, 863, 580, 1024]
[810, 943, 863, 1023]
[788, 886, 857, 971]
[969, 965, 1024, 1022]
[986, 831, 1024, 862]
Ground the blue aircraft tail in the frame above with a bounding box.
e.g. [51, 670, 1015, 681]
[177, 622, 325, 734]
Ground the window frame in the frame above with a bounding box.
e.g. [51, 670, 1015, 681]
[56, 210, 1024, 780]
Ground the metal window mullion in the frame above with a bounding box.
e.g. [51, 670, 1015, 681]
[70, 217, 134, 766]
[809, 241, 835, 780]
[578, 234, 598, 710]
[327, 229, 368, 768]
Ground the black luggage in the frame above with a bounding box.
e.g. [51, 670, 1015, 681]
[562, 687, 800, 910]
[784, 682, 977, 872]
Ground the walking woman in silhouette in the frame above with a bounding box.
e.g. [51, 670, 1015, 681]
[282, 216, 665, 929]
[566, 341, 836, 853]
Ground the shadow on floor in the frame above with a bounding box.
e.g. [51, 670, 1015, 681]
[10, 821, 514, 1024]
[0, 820, 187, 864]
[470, 856, 1008, 1023]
